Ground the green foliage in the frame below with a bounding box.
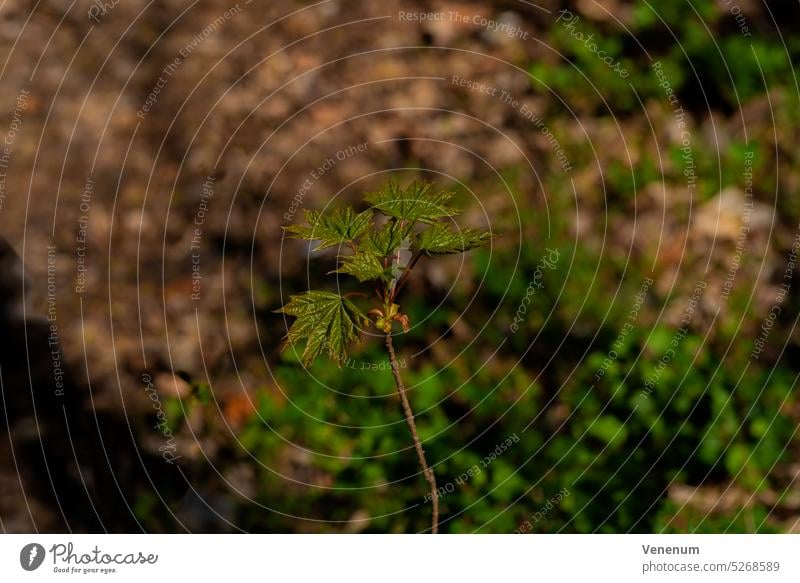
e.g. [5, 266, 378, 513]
[278, 180, 492, 366]
[284, 207, 372, 250]
[276, 290, 367, 366]
[365, 219, 407, 256]
[334, 250, 389, 282]
[417, 222, 493, 256]
[532, 1, 799, 115]
[364, 181, 457, 224]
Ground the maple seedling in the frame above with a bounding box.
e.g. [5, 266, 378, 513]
[277, 180, 492, 533]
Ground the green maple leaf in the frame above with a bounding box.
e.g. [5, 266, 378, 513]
[365, 181, 457, 224]
[276, 291, 367, 366]
[284, 206, 372, 250]
[335, 250, 389, 282]
[417, 222, 492, 255]
[365, 219, 407, 257]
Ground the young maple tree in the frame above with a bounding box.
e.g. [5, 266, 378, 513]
[277, 180, 492, 533]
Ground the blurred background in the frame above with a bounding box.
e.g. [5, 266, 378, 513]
[1, 0, 800, 533]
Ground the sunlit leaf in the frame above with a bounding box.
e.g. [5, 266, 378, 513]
[335, 250, 389, 282]
[276, 291, 367, 366]
[284, 207, 372, 250]
[365, 181, 458, 224]
[365, 219, 407, 257]
[416, 222, 492, 255]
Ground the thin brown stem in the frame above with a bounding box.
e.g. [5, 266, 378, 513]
[385, 332, 439, 533]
